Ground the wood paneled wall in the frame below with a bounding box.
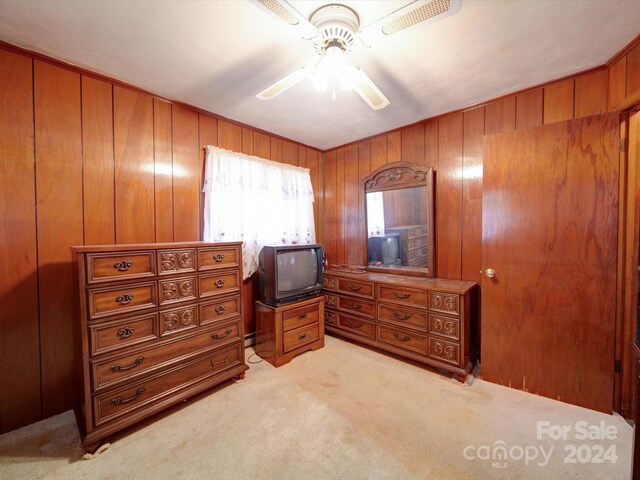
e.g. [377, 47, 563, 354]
[0, 45, 322, 433]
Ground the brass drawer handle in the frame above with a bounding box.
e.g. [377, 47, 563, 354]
[347, 284, 362, 291]
[111, 356, 145, 372]
[392, 311, 411, 320]
[214, 253, 225, 262]
[392, 291, 410, 299]
[215, 305, 226, 314]
[114, 260, 133, 271]
[298, 313, 307, 320]
[346, 320, 362, 328]
[347, 301, 362, 310]
[117, 326, 135, 338]
[212, 328, 233, 340]
[116, 293, 134, 305]
[214, 279, 225, 288]
[393, 333, 411, 342]
[298, 333, 307, 340]
[111, 387, 145, 405]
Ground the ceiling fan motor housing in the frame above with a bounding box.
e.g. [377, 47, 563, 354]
[310, 4, 360, 55]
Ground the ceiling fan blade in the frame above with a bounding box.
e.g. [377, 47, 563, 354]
[256, 65, 312, 100]
[359, 0, 462, 47]
[251, 0, 319, 40]
[351, 67, 390, 110]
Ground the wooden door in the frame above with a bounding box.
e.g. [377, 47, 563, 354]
[482, 113, 620, 413]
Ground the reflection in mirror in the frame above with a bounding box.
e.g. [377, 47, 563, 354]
[363, 162, 434, 277]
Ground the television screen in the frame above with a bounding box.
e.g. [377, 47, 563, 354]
[276, 249, 319, 294]
[381, 236, 399, 265]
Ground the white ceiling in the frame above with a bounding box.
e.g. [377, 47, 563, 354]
[0, 0, 639, 150]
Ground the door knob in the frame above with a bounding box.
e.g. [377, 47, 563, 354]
[482, 268, 496, 278]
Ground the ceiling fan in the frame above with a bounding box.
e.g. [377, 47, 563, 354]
[252, 0, 462, 110]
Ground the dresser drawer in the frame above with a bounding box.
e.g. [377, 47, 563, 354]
[428, 337, 460, 366]
[283, 322, 319, 353]
[428, 314, 460, 341]
[200, 294, 241, 326]
[336, 313, 375, 339]
[378, 325, 427, 354]
[282, 303, 318, 332]
[91, 320, 241, 392]
[89, 313, 158, 356]
[158, 248, 196, 275]
[378, 303, 428, 331]
[428, 292, 460, 316]
[159, 275, 197, 306]
[337, 295, 374, 318]
[322, 292, 337, 308]
[87, 251, 156, 284]
[160, 304, 198, 337]
[377, 285, 427, 308]
[324, 310, 337, 326]
[198, 246, 240, 271]
[88, 282, 157, 320]
[408, 246, 428, 262]
[407, 236, 428, 250]
[93, 343, 243, 427]
[322, 276, 337, 291]
[199, 270, 241, 298]
[337, 278, 374, 299]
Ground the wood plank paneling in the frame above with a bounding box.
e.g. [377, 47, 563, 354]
[387, 130, 401, 163]
[436, 113, 463, 280]
[324, 150, 337, 263]
[424, 119, 438, 168]
[370, 135, 387, 172]
[544, 79, 574, 124]
[516, 89, 543, 129]
[241, 127, 254, 155]
[114, 86, 154, 243]
[253, 132, 270, 159]
[282, 140, 298, 166]
[358, 141, 371, 264]
[0, 50, 40, 433]
[172, 105, 200, 241]
[199, 114, 217, 243]
[336, 148, 346, 265]
[271, 138, 282, 162]
[627, 43, 640, 97]
[609, 58, 627, 110]
[81, 76, 114, 245]
[401, 124, 424, 164]
[34, 61, 83, 417]
[462, 107, 484, 282]
[575, 70, 608, 118]
[218, 120, 242, 151]
[485, 96, 515, 135]
[154, 99, 173, 242]
[344, 145, 359, 265]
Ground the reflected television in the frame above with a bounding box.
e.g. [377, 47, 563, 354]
[368, 234, 401, 266]
[259, 244, 323, 307]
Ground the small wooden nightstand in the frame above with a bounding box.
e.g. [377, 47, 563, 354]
[255, 296, 325, 367]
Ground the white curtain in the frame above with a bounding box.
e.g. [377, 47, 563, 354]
[366, 192, 386, 236]
[203, 145, 316, 279]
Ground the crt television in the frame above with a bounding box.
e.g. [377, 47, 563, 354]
[259, 244, 323, 307]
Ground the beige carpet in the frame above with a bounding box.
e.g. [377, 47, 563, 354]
[0, 335, 632, 479]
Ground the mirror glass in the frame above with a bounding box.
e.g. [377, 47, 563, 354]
[363, 163, 434, 277]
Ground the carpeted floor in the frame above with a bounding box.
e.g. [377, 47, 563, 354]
[0, 335, 632, 479]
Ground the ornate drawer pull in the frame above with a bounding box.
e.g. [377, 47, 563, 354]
[392, 291, 410, 299]
[214, 279, 225, 288]
[298, 333, 307, 340]
[346, 320, 362, 328]
[298, 313, 307, 320]
[212, 328, 233, 340]
[116, 293, 134, 305]
[111, 356, 145, 372]
[117, 326, 135, 338]
[114, 260, 133, 271]
[347, 302, 362, 310]
[111, 387, 145, 405]
[215, 305, 226, 314]
[347, 284, 362, 291]
[393, 333, 411, 342]
[213, 253, 225, 262]
[392, 311, 411, 320]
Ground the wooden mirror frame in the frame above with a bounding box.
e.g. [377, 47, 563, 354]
[362, 161, 435, 278]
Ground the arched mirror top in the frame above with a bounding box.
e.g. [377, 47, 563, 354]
[362, 162, 435, 277]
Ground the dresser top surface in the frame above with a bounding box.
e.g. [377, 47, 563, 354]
[324, 270, 476, 293]
[71, 241, 242, 253]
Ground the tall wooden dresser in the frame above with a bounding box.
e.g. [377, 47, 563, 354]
[322, 270, 477, 381]
[71, 241, 248, 450]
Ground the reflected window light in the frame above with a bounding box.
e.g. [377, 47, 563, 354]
[143, 163, 187, 178]
[463, 164, 482, 180]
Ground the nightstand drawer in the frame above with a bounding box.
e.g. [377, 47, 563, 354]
[283, 322, 319, 353]
[282, 303, 319, 331]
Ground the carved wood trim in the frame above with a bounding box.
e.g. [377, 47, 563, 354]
[362, 161, 432, 193]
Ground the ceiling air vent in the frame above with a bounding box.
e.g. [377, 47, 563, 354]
[258, 0, 299, 25]
[382, 0, 451, 35]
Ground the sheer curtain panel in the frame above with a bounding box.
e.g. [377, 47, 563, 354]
[203, 146, 316, 279]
